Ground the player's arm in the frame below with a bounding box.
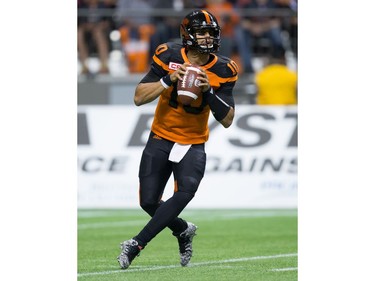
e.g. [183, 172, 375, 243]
[219, 105, 234, 128]
[134, 81, 166, 106]
[197, 71, 235, 128]
[203, 86, 234, 128]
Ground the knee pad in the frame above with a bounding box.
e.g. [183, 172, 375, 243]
[140, 199, 160, 216]
[178, 176, 200, 194]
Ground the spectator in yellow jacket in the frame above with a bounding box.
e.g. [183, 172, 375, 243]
[255, 53, 297, 105]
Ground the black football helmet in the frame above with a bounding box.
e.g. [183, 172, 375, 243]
[180, 10, 221, 54]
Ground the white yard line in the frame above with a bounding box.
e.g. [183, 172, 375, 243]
[77, 253, 297, 277]
[78, 210, 297, 230]
[78, 209, 297, 219]
[270, 267, 298, 272]
[78, 220, 147, 229]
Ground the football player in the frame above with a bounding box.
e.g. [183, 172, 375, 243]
[117, 9, 238, 269]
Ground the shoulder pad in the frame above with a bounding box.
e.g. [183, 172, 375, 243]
[211, 55, 240, 78]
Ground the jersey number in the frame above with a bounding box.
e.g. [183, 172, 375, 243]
[227, 60, 239, 76]
[156, 43, 206, 114]
[155, 44, 168, 55]
[168, 86, 206, 114]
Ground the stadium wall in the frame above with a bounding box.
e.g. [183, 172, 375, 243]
[77, 105, 297, 209]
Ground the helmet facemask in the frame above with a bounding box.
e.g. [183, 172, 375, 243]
[191, 27, 221, 53]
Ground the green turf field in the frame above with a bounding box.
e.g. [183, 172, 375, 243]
[78, 209, 297, 281]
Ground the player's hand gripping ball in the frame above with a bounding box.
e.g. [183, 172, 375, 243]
[177, 65, 202, 105]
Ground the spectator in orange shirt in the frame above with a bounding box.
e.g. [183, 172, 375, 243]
[116, 0, 155, 73]
[206, 0, 254, 74]
[205, 0, 239, 58]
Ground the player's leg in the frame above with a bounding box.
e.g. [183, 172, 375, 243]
[133, 141, 205, 247]
[138, 141, 172, 217]
[133, 143, 205, 243]
[118, 132, 172, 269]
[134, 144, 205, 264]
[172, 143, 206, 266]
[118, 133, 192, 269]
[137, 132, 188, 232]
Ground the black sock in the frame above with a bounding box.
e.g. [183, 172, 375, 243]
[134, 191, 193, 247]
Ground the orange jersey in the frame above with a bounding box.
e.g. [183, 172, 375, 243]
[139, 42, 238, 144]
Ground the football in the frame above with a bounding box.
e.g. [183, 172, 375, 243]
[177, 65, 202, 105]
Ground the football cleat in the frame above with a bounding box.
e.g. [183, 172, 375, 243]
[117, 239, 141, 269]
[174, 222, 198, 266]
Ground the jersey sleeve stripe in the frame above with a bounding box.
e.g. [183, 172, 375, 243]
[153, 54, 170, 72]
[211, 74, 237, 84]
[227, 63, 236, 76]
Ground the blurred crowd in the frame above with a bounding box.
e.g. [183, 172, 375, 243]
[78, 0, 297, 104]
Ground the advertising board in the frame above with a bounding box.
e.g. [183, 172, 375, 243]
[78, 105, 297, 208]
